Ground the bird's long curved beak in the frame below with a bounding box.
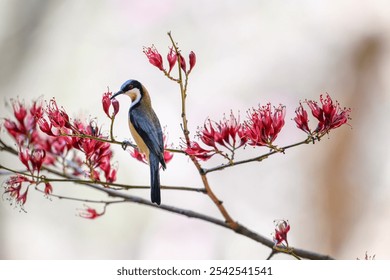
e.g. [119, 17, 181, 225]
[110, 90, 123, 100]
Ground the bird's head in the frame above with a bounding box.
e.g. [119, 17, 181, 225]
[111, 79, 144, 108]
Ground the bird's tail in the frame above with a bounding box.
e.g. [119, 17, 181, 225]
[149, 153, 161, 205]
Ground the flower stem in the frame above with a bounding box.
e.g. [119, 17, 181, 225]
[202, 137, 314, 174]
[167, 31, 238, 229]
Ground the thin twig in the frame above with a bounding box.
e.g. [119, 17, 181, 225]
[202, 137, 313, 174]
[0, 163, 205, 193]
[167, 31, 238, 229]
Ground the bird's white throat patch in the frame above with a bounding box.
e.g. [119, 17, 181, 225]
[126, 88, 142, 109]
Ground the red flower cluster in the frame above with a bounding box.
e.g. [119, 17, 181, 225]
[185, 106, 285, 161]
[244, 104, 286, 146]
[185, 112, 247, 160]
[294, 93, 351, 136]
[4, 99, 69, 166]
[186, 94, 350, 161]
[273, 219, 290, 247]
[69, 120, 117, 182]
[2, 95, 119, 206]
[144, 45, 196, 75]
[18, 148, 46, 175]
[4, 99, 42, 146]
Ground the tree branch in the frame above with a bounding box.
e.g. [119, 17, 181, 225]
[202, 137, 314, 174]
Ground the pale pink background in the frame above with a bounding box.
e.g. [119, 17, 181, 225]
[1, 0, 389, 259]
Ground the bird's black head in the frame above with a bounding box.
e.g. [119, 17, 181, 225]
[111, 79, 143, 100]
[120, 79, 142, 93]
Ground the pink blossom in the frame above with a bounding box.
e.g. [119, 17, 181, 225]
[294, 102, 311, 134]
[189, 51, 196, 72]
[78, 205, 103, 219]
[167, 46, 177, 74]
[244, 104, 285, 146]
[143, 45, 164, 71]
[273, 219, 290, 247]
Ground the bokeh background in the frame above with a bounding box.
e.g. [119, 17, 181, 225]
[1, 0, 389, 259]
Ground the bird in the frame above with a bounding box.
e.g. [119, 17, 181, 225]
[111, 79, 166, 205]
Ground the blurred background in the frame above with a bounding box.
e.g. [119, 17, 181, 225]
[1, 0, 389, 259]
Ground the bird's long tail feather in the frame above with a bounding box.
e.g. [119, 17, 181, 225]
[149, 153, 161, 205]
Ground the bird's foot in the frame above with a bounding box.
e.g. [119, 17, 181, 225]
[121, 140, 132, 150]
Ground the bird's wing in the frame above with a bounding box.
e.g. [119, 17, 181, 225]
[129, 107, 165, 163]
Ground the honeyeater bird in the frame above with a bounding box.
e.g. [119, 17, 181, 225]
[111, 79, 166, 205]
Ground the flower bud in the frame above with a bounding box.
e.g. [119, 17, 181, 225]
[189, 51, 196, 72]
[167, 47, 177, 74]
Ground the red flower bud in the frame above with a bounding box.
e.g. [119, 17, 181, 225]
[111, 98, 119, 116]
[189, 51, 196, 72]
[44, 182, 53, 195]
[167, 47, 177, 74]
[101, 92, 119, 118]
[102, 92, 111, 117]
[179, 54, 186, 72]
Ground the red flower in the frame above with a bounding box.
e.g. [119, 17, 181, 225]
[30, 99, 43, 120]
[162, 134, 174, 165]
[44, 182, 53, 195]
[4, 119, 23, 144]
[18, 148, 31, 172]
[112, 98, 119, 116]
[78, 205, 103, 219]
[164, 150, 174, 164]
[244, 103, 285, 146]
[189, 51, 196, 72]
[129, 147, 148, 164]
[184, 141, 215, 161]
[12, 99, 27, 123]
[16, 189, 29, 205]
[102, 92, 119, 118]
[130, 146, 173, 167]
[143, 45, 164, 71]
[129, 132, 174, 166]
[273, 219, 290, 247]
[105, 166, 117, 183]
[30, 149, 46, 173]
[167, 46, 177, 74]
[46, 98, 70, 129]
[294, 102, 311, 134]
[179, 54, 186, 72]
[3, 175, 32, 206]
[37, 117, 55, 136]
[306, 93, 351, 134]
[200, 112, 247, 149]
